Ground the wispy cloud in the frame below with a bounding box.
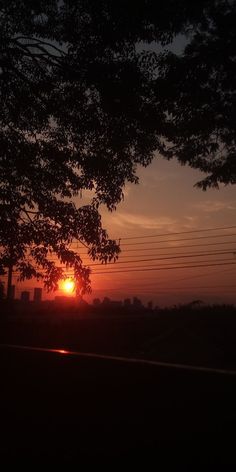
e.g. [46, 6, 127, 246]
[122, 185, 131, 198]
[105, 212, 177, 231]
[182, 215, 199, 227]
[193, 201, 236, 213]
[140, 170, 179, 188]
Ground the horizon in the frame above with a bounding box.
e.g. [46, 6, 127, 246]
[1, 159, 235, 307]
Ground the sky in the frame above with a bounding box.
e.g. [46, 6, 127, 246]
[4, 32, 236, 307]
[88, 156, 236, 307]
[11, 153, 236, 306]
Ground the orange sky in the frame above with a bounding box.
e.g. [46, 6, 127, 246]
[9, 155, 236, 307]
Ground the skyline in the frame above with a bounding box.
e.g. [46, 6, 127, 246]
[3, 157, 236, 307]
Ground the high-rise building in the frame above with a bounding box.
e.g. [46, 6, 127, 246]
[34, 287, 42, 302]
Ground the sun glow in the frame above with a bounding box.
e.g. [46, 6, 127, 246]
[61, 278, 75, 295]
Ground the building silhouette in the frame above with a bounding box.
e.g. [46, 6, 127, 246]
[34, 287, 42, 302]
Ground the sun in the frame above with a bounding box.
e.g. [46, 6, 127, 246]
[61, 278, 75, 295]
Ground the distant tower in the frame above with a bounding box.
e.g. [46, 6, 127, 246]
[21, 291, 30, 302]
[34, 287, 42, 302]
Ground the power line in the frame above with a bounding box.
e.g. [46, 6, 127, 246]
[38, 237, 236, 256]
[68, 225, 236, 246]
[90, 261, 236, 275]
[2, 227, 236, 284]
[118, 225, 236, 240]
[104, 244, 236, 258]
[69, 227, 236, 250]
[43, 240, 236, 263]
[37, 247, 236, 265]
[116, 240, 236, 253]
[8, 250, 236, 274]
[90, 257, 235, 272]
[51, 260, 236, 276]
[121, 233, 236, 246]
[87, 249, 236, 267]
[46, 241, 236, 260]
[9, 225, 236, 260]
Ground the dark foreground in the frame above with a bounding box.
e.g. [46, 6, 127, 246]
[1, 303, 236, 371]
[1, 346, 236, 466]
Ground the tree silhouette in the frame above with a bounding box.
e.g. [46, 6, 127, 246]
[155, 0, 236, 189]
[0, 0, 235, 291]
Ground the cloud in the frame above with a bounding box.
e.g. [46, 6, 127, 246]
[104, 212, 177, 231]
[193, 201, 236, 213]
[139, 169, 179, 188]
[122, 185, 131, 198]
[182, 215, 199, 226]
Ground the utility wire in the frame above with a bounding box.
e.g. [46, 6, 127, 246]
[90, 261, 236, 275]
[46, 240, 236, 261]
[46, 242, 236, 260]
[121, 233, 236, 246]
[116, 240, 236, 253]
[67, 224, 236, 246]
[69, 233, 236, 251]
[10, 250, 236, 272]
[87, 249, 236, 267]
[118, 225, 236, 240]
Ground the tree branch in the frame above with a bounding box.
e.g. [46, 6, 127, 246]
[13, 36, 66, 56]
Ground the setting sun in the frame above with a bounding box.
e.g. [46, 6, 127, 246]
[61, 278, 75, 295]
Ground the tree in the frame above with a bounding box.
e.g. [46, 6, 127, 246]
[0, 0, 235, 292]
[154, 0, 236, 189]
[0, 0, 123, 292]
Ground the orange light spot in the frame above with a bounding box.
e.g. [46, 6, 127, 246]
[61, 278, 75, 294]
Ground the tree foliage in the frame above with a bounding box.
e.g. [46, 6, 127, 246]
[155, 0, 236, 189]
[0, 0, 235, 292]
